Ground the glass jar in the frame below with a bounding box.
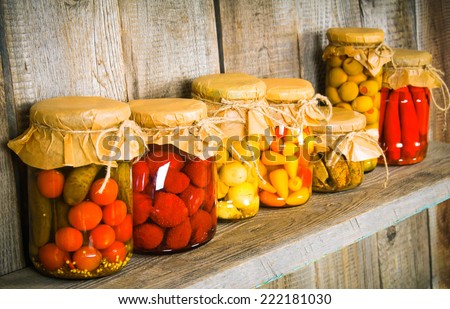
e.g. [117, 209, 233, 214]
[192, 73, 267, 220]
[310, 107, 382, 192]
[323, 28, 393, 172]
[8, 96, 141, 278]
[258, 78, 317, 207]
[130, 98, 219, 253]
[380, 48, 442, 165]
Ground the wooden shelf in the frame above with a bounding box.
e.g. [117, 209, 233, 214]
[1, 141, 449, 289]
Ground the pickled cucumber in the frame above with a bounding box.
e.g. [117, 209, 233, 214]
[113, 162, 133, 213]
[54, 199, 71, 229]
[63, 164, 101, 205]
[312, 157, 328, 189]
[327, 156, 350, 190]
[348, 161, 364, 187]
[28, 177, 52, 248]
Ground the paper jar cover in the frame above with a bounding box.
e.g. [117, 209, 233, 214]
[7, 96, 142, 170]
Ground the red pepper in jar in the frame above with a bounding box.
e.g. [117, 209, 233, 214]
[409, 86, 430, 137]
[398, 87, 420, 159]
[378, 87, 390, 141]
[382, 88, 402, 161]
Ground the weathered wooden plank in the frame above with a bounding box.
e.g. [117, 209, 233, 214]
[377, 211, 431, 288]
[415, 0, 450, 289]
[429, 201, 450, 288]
[360, 0, 416, 49]
[219, 0, 299, 78]
[1, 141, 448, 289]
[0, 0, 127, 274]
[0, 38, 25, 275]
[314, 236, 380, 288]
[415, 0, 450, 142]
[296, 0, 361, 92]
[259, 264, 316, 289]
[119, 0, 220, 99]
[2, 0, 127, 133]
[261, 235, 380, 289]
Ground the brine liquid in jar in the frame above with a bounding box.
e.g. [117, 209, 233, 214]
[29, 163, 133, 278]
[132, 144, 216, 253]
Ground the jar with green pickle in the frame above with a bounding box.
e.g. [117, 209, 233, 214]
[8, 96, 142, 279]
[310, 107, 383, 192]
[192, 73, 267, 220]
[322, 28, 393, 172]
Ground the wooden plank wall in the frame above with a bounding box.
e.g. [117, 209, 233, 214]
[0, 0, 449, 288]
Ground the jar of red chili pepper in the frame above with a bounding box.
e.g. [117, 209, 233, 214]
[130, 98, 222, 253]
[380, 48, 449, 165]
[257, 78, 329, 207]
[7, 96, 142, 279]
[310, 107, 384, 192]
[322, 28, 393, 172]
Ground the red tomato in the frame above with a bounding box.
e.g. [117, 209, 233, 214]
[73, 246, 102, 272]
[102, 200, 127, 226]
[68, 201, 103, 231]
[113, 214, 132, 242]
[132, 161, 150, 192]
[38, 243, 68, 271]
[89, 178, 118, 206]
[37, 169, 64, 198]
[55, 227, 83, 252]
[101, 241, 127, 263]
[89, 224, 116, 250]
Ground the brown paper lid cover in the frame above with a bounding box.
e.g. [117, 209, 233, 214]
[311, 107, 366, 134]
[130, 98, 207, 128]
[7, 96, 138, 169]
[388, 48, 432, 67]
[327, 28, 384, 45]
[192, 73, 266, 102]
[263, 78, 315, 103]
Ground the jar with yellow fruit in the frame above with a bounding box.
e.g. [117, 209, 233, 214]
[310, 108, 385, 192]
[192, 73, 268, 220]
[258, 78, 330, 207]
[322, 28, 393, 173]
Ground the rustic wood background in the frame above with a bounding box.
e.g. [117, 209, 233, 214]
[0, 0, 449, 288]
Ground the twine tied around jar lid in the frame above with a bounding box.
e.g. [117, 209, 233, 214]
[7, 96, 147, 193]
[295, 94, 333, 144]
[388, 63, 450, 131]
[211, 97, 302, 134]
[312, 108, 389, 187]
[323, 27, 394, 77]
[130, 98, 227, 160]
[385, 48, 450, 131]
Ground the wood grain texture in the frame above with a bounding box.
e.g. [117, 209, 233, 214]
[377, 211, 431, 288]
[296, 0, 361, 93]
[119, 0, 220, 100]
[219, 0, 300, 78]
[415, 0, 450, 142]
[0, 50, 25, 275]
[263, 235, 380, 288]
[429, 201, 450, 288]
[414, 0, 450, 289]
[2, 0, 127, 133]
[314, 236, 380, 288]
[260, 263, 316, 289]
[359, 0, 416, 49]
[1, 141, 448, 289]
